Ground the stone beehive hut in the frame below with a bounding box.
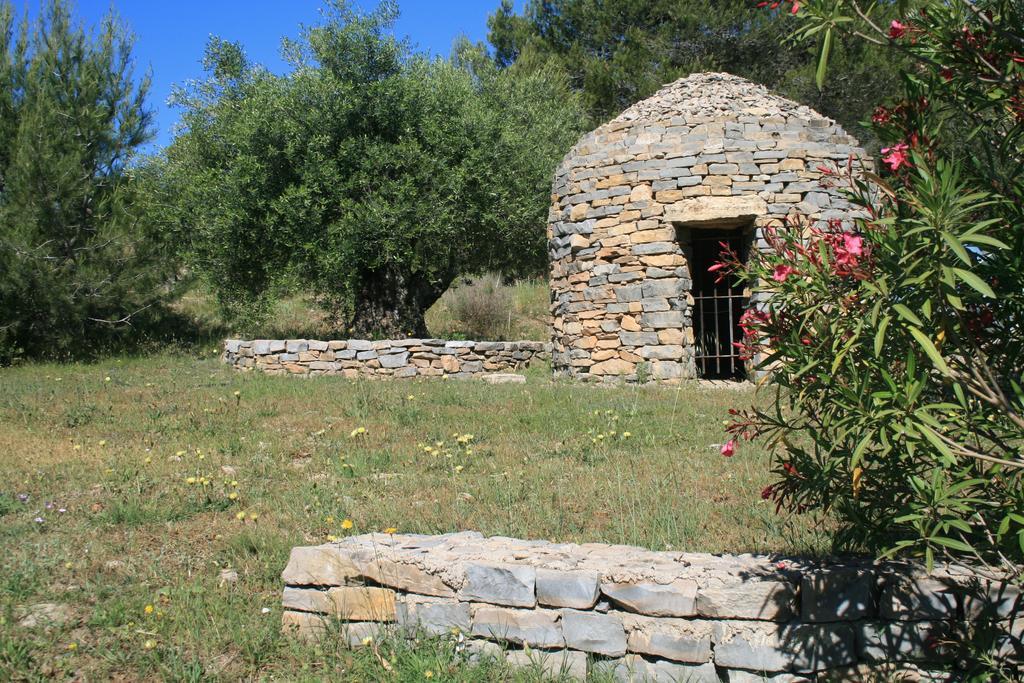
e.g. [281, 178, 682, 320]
[548, 73, 868, 382]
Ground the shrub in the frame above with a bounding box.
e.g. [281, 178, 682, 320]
[445, 274, 514, 341]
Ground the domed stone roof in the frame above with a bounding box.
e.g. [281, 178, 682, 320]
[547, 72, 868, 383]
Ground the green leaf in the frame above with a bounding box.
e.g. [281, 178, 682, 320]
[874, 316, 890, 357]
[940, 231, 971, 265]
[893, 304, 923, 327]
[952, 268, 996, 298]
[815, 27, 832, 90]
[908, 327, 950, 375]
[930, 536, 974, 553]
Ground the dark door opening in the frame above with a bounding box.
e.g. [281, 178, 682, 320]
[691, 229, 749, 380]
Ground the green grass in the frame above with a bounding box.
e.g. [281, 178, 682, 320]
[0, 352, 828, 680]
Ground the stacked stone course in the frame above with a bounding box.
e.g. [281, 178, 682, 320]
[223, 338, 548, 379]
[549, 73, 869, 382]
[281, 532, 1021, 681]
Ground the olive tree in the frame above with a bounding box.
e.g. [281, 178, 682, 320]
[164, 1, 584, 337]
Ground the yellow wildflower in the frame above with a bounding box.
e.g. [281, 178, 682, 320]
[143, 639, 156, 650]
[350, 427, 367, 438]
[98, 440, 107, 447]
[67, 642, 77, 651]
[186, 477, 197, 485]
[455, 465, 464, 473]
[228, 492, 238, 501]
[144, 604, 154, 615]
[104, 376, 111, 382]
[341, 519, 353, 530]
[425, 672, 434, 679]
[361, 636, 373, 646]
[384, 527, 397, 534]
[235, 511, 246, 520]
[249, 513, 259, 521]
[326, 534, 338, 542]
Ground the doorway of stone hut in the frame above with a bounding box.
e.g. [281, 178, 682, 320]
[690, 228, 750, 380]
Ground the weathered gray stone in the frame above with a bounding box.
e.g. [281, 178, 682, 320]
[481, 373, 526, 384]
[536, 569, 601, 609]
[600, 655, 719, 683]
[349, 554, 455, 597]
[713, 621, 858, 673]
[859, 621, 951, 663]
[623, 614, 713, 664]
[282, 586, 396, 622]
[460, 562, 536, 607]
[281, 546, 358, 586]
[470, 606, 563, 648]
[602, 580, 697, 617]
[505, 649, 588, 680]
[396, 596, 471, 636]
[696, 580, 797, 621]
[879, 576, 958, 620]
[378, 352, 409, 369]
[562, 609, 627, 656]
[802, 568, 874, 622]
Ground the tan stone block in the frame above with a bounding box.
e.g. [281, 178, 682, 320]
[655, 190, 685, 203]
[628, 302, 643, 312]
[570, 203, 588, 221]
[284, 363, 308, 374]
[440, 355, 460, 373]
[282, 546, 359, 586]
[589, 358, 635, 375]
[608, 222, 637, 237]
[619, 350, 643, 362]
[282, 586, 397, 622]
[703, 175, 732, 186]
[569, 234, 590, 251]
[710, 187, 732, 196]
[620, 315, 641, 332]
[577, 336, 598, 349]
[596, 174, 628, 188]
[592, 350, 617, 361]
[618, 210, 641, 222]
[641, 254, 684, 268]
[353, 556, 455, 598]
[685, 327, 695, 345]
[596, 216, 620, 229]
[298, 351, 320, 362]
[780, 158, 806, 171]
[281, 610, 328, 641]
[658, 329, 684, 345]
[630, 184, 653, 202]
[602, 235, 628, 248]
[596, 339, 621, 349]
[679, 186, 711, 197]
[774, 193, 801, 203]
[631, 227, 676, 244]
[691, 164, 708, 175]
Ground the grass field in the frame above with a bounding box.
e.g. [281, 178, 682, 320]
[0, 352, 828, 681]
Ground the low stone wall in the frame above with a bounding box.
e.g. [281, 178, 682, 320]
[223, 339, 549, 379]
[280, 533, 1021, 681]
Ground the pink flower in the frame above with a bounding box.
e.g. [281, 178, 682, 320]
[831, 233, 865, 270]
[772, 265, 796, 282]
[880, 143, 911, 171]
[720, 440, 736, 457]
[889, 20, 907, 39]
[707, 262, 726, 273]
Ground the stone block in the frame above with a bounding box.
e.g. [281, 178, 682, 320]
[640, 311, 684, 329]
[505, 649, 588, 680]
[281, 610, 328, 641]
[470, 606, 563, 648]
[281, 546, 358, 586]
[601, 580, 697, 617]
[802, 568, 874, 622]
[536, 569, 601, 609]
[590, 358, 636, 375]
[858, 621, 951, 663]
[619, 331, 660, 347]
[282, 586, 396, 622]
[481, 373, 526, 384]
[879, 576, 958, 620]
[664, 195, 767, 227]
[351, 555, 454, 597]
[347, 339, 374, 351]
[378, 352, 409, 369]
[632, 241, 677, 256]
[600, 655, 719, 683]
[638, 345, 683, 360]
[641, 279, 683, 299]
[623, 614, 713, 664]
[562, 609, 627, 656]
[696, 580, 798, 621]
[713, 621, 857, 674]
[460, 562, 536, 607]
[396, 596, 471, 636]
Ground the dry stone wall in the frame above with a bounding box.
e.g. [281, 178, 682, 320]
[223, 339, 548, 379]
[549, 72, 869, 382]
[280, 532, 1021, 681]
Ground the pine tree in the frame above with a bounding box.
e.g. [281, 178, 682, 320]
[0, 0, 172, 360]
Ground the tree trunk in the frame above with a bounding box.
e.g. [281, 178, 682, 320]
[349, 267, 447, 339]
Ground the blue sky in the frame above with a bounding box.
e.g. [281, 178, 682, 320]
[14, 1, 521, 149]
